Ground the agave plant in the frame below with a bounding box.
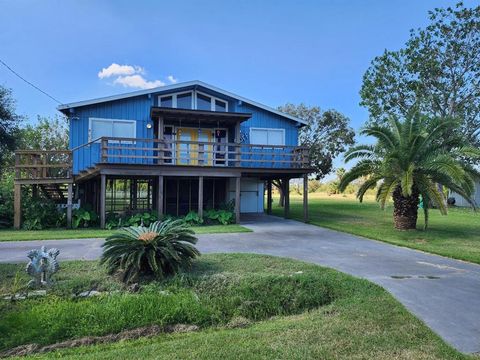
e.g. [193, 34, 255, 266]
[339, 114, 480, 230]
[101, 219, 200, 283]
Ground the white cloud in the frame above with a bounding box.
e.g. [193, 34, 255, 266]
[98, 63, 177, 90]
[113, 75, 165, 89]
[97, 63, 144, 79]
[167, 75, 178, 84]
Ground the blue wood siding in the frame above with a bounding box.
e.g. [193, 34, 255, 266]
[232, 102, 298, 146]
[69, 86, 299, 173]
[232, 102, 299, 168]
[70, 95, 155, 174]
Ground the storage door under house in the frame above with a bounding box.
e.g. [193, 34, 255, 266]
[228, 178, 264, 213]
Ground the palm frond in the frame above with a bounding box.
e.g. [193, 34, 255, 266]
[454, 146, 480, 160]
[356, 176, 381, 202]
[343, 144, 378, 163]
[361, 125, 398, 150]
[423, 154, 467, 184]
[338, 160, 380, 192]
[376, 178, 398, 210]
[400, 164, 415, 196]
[415, 118, 459, 155]
[415, 176, 447, 216]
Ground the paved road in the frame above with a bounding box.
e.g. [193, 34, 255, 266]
[1, 214, 479, 354]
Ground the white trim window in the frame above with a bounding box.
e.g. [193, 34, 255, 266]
[89, 118, 136, 142]
[196, 91, 228, 112]
[158, 91, 194, 109]
[249, 128, 285, 146]
[157, 90, 228, 112]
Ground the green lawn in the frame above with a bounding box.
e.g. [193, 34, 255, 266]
[0, 254, 467, 359]
[0, 224, 251, 242]
[273, 193, 480, 264]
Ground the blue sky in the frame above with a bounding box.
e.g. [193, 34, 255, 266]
[0, 0, 474, 174]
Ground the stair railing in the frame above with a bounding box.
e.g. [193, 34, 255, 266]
[14, 150, 73, 181]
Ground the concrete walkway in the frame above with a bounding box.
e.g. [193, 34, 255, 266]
[1, 214, 479, 353]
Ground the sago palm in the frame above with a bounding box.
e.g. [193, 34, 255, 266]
[339, 114, 479, 230]
[101, 219, 200, 283]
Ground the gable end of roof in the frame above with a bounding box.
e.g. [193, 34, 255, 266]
[57, 80, 307, 125]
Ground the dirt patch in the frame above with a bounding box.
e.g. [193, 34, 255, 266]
[225, 316, 252, 329]
[0, 344, 39, 357]
[322, 308, 339, 317]
[164, 324, 199, 333]
[0, 324, 199, 358]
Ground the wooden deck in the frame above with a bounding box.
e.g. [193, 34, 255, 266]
[67, 136, 310, 176]
[13, 137, 311, 229]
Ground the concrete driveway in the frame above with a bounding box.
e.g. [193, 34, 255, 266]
[1, 214, 479, 354]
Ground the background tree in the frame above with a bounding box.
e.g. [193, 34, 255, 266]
[0, 86, 23, 169]
[18, 115, 69, 150]
[360, 3, 480, 149]
[307, 179, 321, 193]
[327, 168, 346, 195]
[274, 104, 355, 206]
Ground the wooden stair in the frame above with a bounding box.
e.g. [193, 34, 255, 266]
[75, 166, 100, 182]
[39, 183, 69, 203]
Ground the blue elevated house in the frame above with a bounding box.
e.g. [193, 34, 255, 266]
[14, 81, 311, 228]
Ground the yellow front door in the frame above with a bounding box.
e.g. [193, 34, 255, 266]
[176, 128, 213, 165]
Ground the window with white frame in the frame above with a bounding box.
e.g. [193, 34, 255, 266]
[249, 128, 285, 146]
[159, 91, 193, 109]
[157, 91, 228, 112]
[196, 93, 211, 111]
[196, 91, 228, 112]
[89, 118, 136, 141]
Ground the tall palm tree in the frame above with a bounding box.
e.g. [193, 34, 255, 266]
[339, 114, 480, 230]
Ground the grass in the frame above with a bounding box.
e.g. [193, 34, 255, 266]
[0, 254, 469, 359]
[273, 192, 480, 264]
[0, 224, 250, 242]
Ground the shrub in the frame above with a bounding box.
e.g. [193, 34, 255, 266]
[327, 180, 340, 195]
[23, 197, 65, 230]
[204, 209, 235, 225]
[184, 211, 203, 225]
[160, 213, 177, 222]
[0, 171, 14, 228]
[105, 212, 122, 230]
[101, 219, 200, 283]
[104, 211, 158, 229]
[72, 207, 98, 228]
[125, 211, 158, 227]
[308, 179, 321, 193]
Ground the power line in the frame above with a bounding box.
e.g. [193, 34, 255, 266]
[0, 58, 62, 104]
